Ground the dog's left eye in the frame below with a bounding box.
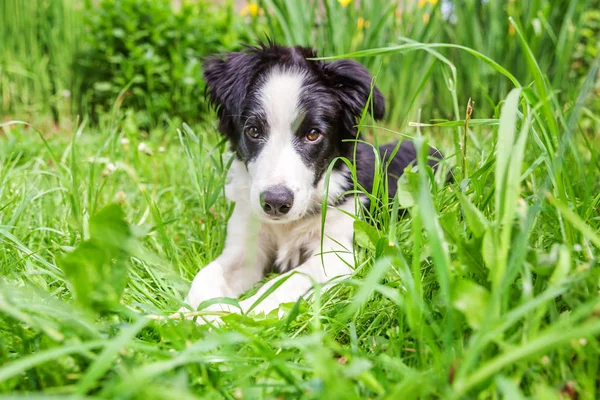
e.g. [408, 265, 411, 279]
[245, 126, 261, 139]
[305, 129, 321, 142]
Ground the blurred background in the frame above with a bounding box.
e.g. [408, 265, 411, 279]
[1, 0, 598, 132]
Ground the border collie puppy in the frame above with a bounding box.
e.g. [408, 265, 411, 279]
[182, 42, 442, 321]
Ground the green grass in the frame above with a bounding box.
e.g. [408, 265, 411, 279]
[2, 15, 600, 400]
[0, 0, 82, 122]
[250, 0, 595, 130]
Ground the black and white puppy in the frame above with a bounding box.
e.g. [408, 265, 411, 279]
[182, 42, 441, 320]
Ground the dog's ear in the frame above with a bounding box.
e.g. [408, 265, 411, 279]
[204, 52, 259, 139]
[323, 59, 385, 129]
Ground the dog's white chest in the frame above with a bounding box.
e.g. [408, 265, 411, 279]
[262, 217, 321, 272]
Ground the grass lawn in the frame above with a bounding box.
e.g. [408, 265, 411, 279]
[1, 34, 600, 400]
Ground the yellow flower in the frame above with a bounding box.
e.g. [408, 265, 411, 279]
[357, 17, 370, 30]
[338, 0, 352, 8]
[418, 0, 438, 8]
[423, 13, 430, 23]
[508, 23, 515, 36]
[240, 2, 261, 17]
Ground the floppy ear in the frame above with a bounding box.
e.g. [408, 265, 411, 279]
[204, 52, 260, 140]
[323, 59, 385, 132]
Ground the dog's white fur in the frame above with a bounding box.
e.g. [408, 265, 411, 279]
[183, 69, 356, 321]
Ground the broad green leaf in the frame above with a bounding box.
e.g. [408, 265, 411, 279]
[58, 204, 134, 312]
[457, 192, 489, 238]
[59, 242, 128, 311]
[452, 280, 490, 330]
[376, 237, 397, 259]
[354, 220, 380, 252]
[396, 170, 419, 208]
[88, 204, 132, 251]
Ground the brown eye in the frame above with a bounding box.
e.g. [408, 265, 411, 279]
[246, 126, 261, 139]
[305, 128, 321, 142]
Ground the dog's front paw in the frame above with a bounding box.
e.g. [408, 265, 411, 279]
[184, 261, 233, 311]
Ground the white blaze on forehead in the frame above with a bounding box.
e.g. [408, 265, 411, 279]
[258, 68, 306, 135]
[248, 67, 315, 221]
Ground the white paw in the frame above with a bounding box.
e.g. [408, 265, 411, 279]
[185, 261, 232, 310]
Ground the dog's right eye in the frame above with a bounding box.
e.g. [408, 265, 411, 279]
[245, 126, 261, 139]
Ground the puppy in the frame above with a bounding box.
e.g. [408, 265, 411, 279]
[182, 42, 442, 321]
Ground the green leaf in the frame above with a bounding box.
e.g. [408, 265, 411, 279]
[396, 170, 418, 208]
[452, 280, 490, 330]
[495, 88, 521, 224]
[550, 245, 571, 286]
[457, 192, 489, 238]
[58, 204, 134, 312]
[354, 220, 380, 252]
[415, 136, 452, 314]
[59, 242, 128, 312]
[88, 204, 132, 250]
[482, 228, 498, 280]
[376, 237, 397, 259]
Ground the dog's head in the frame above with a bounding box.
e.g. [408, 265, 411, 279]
[204, 42, 384, 223]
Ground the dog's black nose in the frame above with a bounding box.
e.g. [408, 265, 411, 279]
[260, 186, 294, 216]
